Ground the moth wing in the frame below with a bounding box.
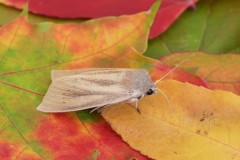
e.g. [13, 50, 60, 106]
[51, 68, 135, 81]
[37, 69, 134, 112]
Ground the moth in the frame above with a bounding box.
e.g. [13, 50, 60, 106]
[37, 68, 158, 113]
[37, 53, 194, 113]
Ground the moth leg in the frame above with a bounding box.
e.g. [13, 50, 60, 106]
[90, 104, 111, 114]
[96, 104, 112, 113]
[135, 100, 141, 114]
[136, 95, 145, 113]
[129, 97, 141, 114]
[90, 106, 103, 114]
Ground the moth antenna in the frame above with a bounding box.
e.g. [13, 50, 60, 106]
[155, 52, 196, 85]
[156, 88, 173, 112]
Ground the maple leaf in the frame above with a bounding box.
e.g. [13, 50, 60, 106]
[0, 0, 198, 38]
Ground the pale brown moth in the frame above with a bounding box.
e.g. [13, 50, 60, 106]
[37, 68, 156, 113]
[37, 53, 194, 113]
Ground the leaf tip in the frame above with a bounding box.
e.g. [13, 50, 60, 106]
[21, 3, 29, 18]
[147, 0, 161, 16]
[145, 0, 161, 31]
[90, 150, 100, 160]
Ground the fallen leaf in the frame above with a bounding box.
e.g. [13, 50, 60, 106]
[102, 80, 240, 160]
[1, 1, 238, 160]
[160, 52, 240, 95]
[0, 1, 210, 158]
[149, 0, 198, 38]
[0, 3, 85, 26]
[0, 0, 198, 38]
[145, 0, 240, 58]
[0, 3, 160, 159]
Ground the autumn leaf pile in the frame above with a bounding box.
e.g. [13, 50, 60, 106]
[0, 0, 240, 160]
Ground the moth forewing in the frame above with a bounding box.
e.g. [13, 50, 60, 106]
[37, 68, 156, 113]
[51, 68, 128, 81]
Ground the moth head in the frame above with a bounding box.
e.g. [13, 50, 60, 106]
[145, 85, 157, 96]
